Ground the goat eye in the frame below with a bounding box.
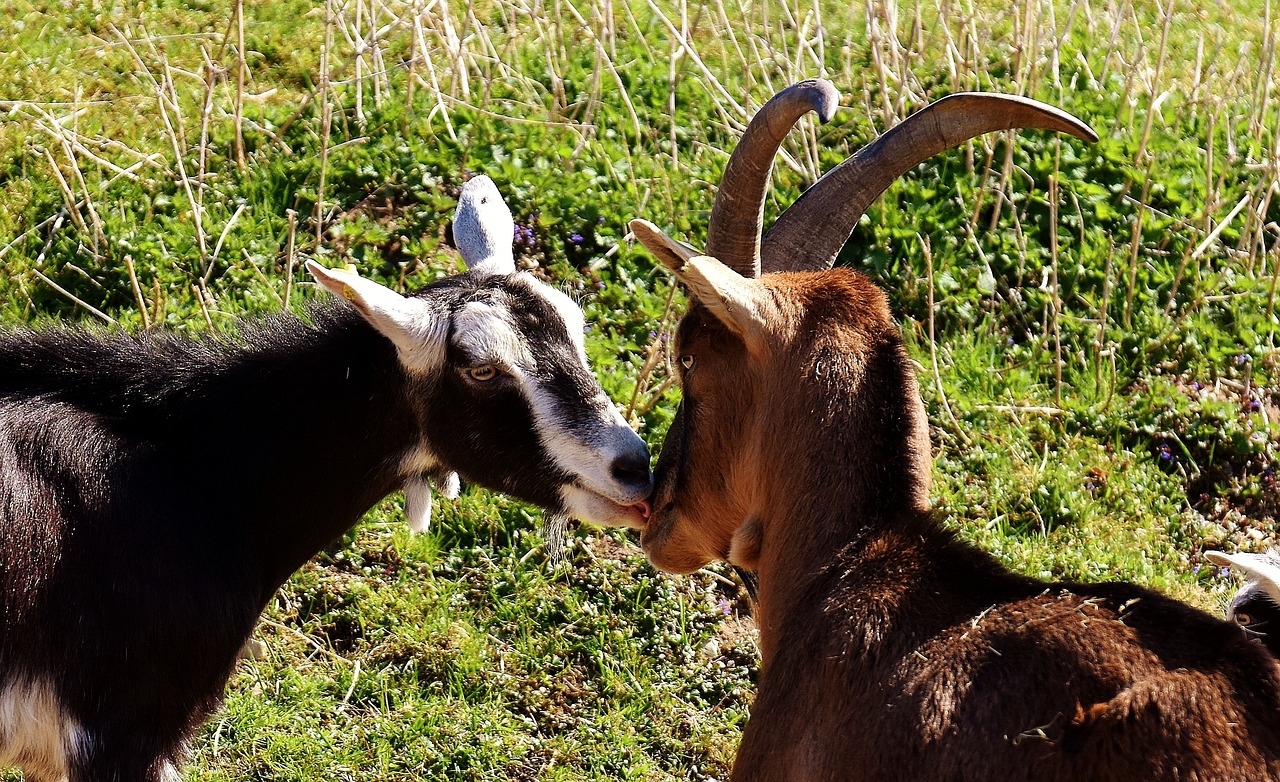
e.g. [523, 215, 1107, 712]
[1236, 612, 1254, 626]
[467, 365, 498, 382]
[680, 354, 695, 370]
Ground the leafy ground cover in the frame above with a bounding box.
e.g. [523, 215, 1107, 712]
[2, 0, 1278, 778]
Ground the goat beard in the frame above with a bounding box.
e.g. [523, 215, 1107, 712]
[541, 511, 571, 565]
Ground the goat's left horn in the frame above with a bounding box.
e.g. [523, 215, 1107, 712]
[760, 93, 1099, 273]
[706, 79, 840, 279]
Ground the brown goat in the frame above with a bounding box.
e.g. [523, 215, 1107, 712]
[630, 80, 1280, 781]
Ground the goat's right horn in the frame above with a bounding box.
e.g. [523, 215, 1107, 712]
[760, 93, 1099, 273]
[706, 79, 840, 279]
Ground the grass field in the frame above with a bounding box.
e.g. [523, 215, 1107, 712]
[2, 0, 1279, 778]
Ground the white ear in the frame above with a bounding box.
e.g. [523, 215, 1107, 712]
[306, 261, 444, 369]
[454, 175, 516, 276]
[1206, 550, 1280, 603]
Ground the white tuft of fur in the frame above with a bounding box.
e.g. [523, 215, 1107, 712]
[438, 471, 460, 499]
[403, 476, 434, 533]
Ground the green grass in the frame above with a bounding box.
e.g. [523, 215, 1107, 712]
[2, 0, 1279, 778]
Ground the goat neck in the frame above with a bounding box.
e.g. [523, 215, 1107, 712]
[631, 227, 932, 660]
[743, 274, 938, 665]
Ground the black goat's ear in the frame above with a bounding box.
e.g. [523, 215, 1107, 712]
[1206, 550, 1280, 604]
[307, 262, 446, 371]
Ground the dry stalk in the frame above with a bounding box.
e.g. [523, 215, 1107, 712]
[1049, 140, 1063, 408]
[284, 209, 299, 310]
[39, 148, 91, 240]
[921, 234, 971, 447]
[112, 24, 210, 266]
[192, 284, 215, 330]
[31, 268, 116, 325]
[316, 0, 335, 248]
[204, 203, 249, 285]
[234, 0, 247, 170]
[124, 255, 151, 329]
[625, 283, 679, 424]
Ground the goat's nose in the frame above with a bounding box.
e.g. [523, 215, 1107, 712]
[610, 443, 653, 493]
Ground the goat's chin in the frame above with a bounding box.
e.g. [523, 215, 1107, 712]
[640, 512, 715, 575]
[559, 484, 650, 529]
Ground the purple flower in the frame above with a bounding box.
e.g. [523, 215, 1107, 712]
[718, 597, 732, 616]
[570, 233, 584, 244]
[1158, 443, 1174, 462]
[1236, 354, 1250, 365]
[594, 280, 606, 290]
[1250, 399, 1262, 410]
[647, 330, 657, 339]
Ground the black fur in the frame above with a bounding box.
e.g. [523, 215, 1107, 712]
[0, 272, 615, 780]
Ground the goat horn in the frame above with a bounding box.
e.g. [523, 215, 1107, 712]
[760, 92, 1099, 273]
[706, 79, 841, 279]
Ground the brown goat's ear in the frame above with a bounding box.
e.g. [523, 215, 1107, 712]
[680, 255, 772, 347]
[630, 219, 772, 348]
[630, 219, 700, 272]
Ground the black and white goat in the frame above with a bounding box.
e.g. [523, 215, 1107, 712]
[1208, 548, 1280, 657]
[0, 175, 652, 781]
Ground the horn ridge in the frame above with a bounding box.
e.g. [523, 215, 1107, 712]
[760, 92, 1098, 274]
[705, 78, 841, 279]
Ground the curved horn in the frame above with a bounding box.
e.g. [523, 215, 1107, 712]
[706, 79, 840, 278]
[760, 92, 1099, 273]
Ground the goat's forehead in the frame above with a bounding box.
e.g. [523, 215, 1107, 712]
[449, 276, 585, 362]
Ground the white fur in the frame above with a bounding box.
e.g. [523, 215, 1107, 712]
[0, 678, 78, 781]
[531, 278, 588, 357]
[451, 301, 533, 370]
[403, 477, 436, 533]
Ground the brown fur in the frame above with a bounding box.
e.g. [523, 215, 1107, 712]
[642, 267, 1280, 781]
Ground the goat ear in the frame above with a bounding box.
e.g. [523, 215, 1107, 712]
[630, 219, 701, 272]
[306, 262, 444, 366]
[453, 175, 516, 277]
[630, 219, 772, 347]
[1206, 550, 1280, 602]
